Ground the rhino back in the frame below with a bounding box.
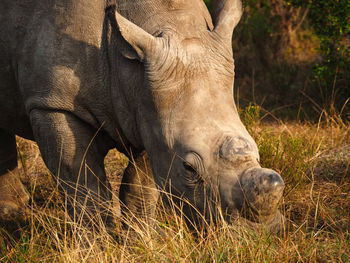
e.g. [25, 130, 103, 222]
[0, 0, 112, 138]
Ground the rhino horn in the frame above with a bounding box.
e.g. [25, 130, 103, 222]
[240, 167, 284, 222]
[211, 0, 243, 42]
[108, 8, 161, 61]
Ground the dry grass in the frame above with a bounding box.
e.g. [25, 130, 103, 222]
[0, 119, 349, 262]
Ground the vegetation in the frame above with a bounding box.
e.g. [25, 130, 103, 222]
[0, 107, 349, 262]
[210, 0, 349, 120]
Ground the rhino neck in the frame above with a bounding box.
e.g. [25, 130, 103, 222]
[108, 56, 145, 153]
[102, 14, 144, 153]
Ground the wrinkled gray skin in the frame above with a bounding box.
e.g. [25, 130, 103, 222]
[0, 0, 285, 231]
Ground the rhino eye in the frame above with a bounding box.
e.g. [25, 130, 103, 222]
[183, 162, 197, 174]
[183, 162, 203, 185]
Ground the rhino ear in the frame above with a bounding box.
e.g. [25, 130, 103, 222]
[108, 8, 159, 61]
[211, 0, 243, 42]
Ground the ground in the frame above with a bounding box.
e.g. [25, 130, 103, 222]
[0, 121, 349, 262]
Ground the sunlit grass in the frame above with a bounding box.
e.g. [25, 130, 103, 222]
[0, 113, 349, 262]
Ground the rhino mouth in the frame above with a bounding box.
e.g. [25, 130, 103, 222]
[233, 210, 287, 234]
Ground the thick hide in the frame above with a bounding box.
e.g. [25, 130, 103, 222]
[0, 0, 285, 232]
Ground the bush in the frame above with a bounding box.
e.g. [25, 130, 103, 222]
[205, 0, 350, 121]
[287, 0, 350, 117]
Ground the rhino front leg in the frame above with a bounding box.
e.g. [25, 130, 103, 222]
[119, 151, 159, 229]
[0, 129, 30, 222]
[30, 110, 113, 228]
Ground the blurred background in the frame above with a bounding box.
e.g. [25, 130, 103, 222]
[205, 0, 349, 122]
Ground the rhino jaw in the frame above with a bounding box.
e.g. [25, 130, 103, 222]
[240, 167, 284, 223]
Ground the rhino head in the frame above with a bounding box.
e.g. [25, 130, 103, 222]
[109, 0, 285, 232]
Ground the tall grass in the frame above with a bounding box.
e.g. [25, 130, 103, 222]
[0, 112, 349, 262]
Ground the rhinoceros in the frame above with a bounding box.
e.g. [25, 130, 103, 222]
[0, 0, 285, 232]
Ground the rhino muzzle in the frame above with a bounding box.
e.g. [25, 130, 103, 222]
[240, 167, 284, 223]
